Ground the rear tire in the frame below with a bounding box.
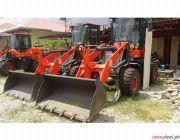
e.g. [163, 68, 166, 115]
[120, 68, 141, 96]
[0, 61, 15, 76]
[150, 63, 158, 83]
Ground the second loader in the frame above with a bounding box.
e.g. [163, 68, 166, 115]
[3, 23, 108, 122]
[0, 32, 44, 76]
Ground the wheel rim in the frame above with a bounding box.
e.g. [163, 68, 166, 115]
[132, 76, 138, 92]
[113, 89, 121, 102]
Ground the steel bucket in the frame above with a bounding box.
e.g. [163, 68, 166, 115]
[36, 74, 106, 122]
[3, 71, 43, 101]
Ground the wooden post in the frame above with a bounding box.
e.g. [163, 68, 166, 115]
[143, 28, 153, 89]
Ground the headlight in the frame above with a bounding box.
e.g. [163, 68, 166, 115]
[130, 44, 135, 49]
[135, 44, 140, 49]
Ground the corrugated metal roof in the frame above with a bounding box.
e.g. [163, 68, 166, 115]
[0, 22, 16, 32]
[0, 19, 65, 33]
[22, 19, 65, 32]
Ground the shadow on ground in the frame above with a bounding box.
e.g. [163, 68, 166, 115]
[92, 113, 115, 123]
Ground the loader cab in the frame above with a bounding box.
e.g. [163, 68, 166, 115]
[0, 33, 10, 50]
[71, 23, 100, 46]
[111, 18, 146, 46]
[10, 33, 32, 52]
[111, 18, 147, 58]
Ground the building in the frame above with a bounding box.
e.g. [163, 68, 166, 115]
[152, 18, 180, 67]
[0, 18, 68, 45]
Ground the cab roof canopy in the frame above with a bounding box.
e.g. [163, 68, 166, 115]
[70, 22, 101, 28]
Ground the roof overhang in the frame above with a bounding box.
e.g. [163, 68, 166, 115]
[2, 26, 65, 33]
[152, 18, 180, 30]
[0, 32, 10, 36]
[39, 32, 72, 39]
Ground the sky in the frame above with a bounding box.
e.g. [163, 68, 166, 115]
[70, 18, 109, 25]
[0, 18, 109, 26]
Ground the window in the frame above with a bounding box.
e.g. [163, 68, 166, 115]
[11, 35, 31, 49]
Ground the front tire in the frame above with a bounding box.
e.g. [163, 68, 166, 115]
[0, 61, 15, 76]
[120, 68, 141, 96]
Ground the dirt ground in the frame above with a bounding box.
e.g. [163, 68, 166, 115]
[0, 76, 180, 123]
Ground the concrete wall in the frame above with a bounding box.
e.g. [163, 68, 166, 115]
[170, 36, 179, 67]
[152, 37, 164, 62]
[152, 36, 180, 66]
[30, 30, 60, 45]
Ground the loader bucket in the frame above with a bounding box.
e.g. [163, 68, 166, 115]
[3, 71, 43, 101]
[36, 74, 107, 122]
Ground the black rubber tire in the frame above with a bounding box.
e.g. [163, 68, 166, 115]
[0, 61, 15, 76]
[119, 68, 141, 96]
[29, 61, 38, 72]
[69, 65, 79, 76]
[150, 63, 158, 83]
[24, 60, 38, 72]
[119, 67, 127, 96]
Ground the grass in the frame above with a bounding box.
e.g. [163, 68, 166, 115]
[151, 77, 165, 86]
[106, 90, 116, 101]
[4, 95, 173, 123]
[3, 100, 66, 123]
[104, 84, 120, 102]
[105, 94, 173, 122]
[7, 103, 28, 119]
[0, 75, 7, 82]
[5, 103, 45, 122]
[27, 113, 46, 123]
[0, 78, 173, 123]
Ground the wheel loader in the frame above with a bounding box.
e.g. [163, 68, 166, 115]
[3, 19, 158, 122]
[3, 23, 107, 101]
[0, 32, 44, 76]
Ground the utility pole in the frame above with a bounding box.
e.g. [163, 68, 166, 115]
[60, 18, 67, 32]
[60, 18, 71, 47]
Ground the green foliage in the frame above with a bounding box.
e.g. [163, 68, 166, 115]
[40, 39, 68, 50]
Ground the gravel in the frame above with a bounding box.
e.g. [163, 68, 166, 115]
[0, 77, 180, 123]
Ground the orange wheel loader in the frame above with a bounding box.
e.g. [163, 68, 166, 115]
[0, 32, 44, 76]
